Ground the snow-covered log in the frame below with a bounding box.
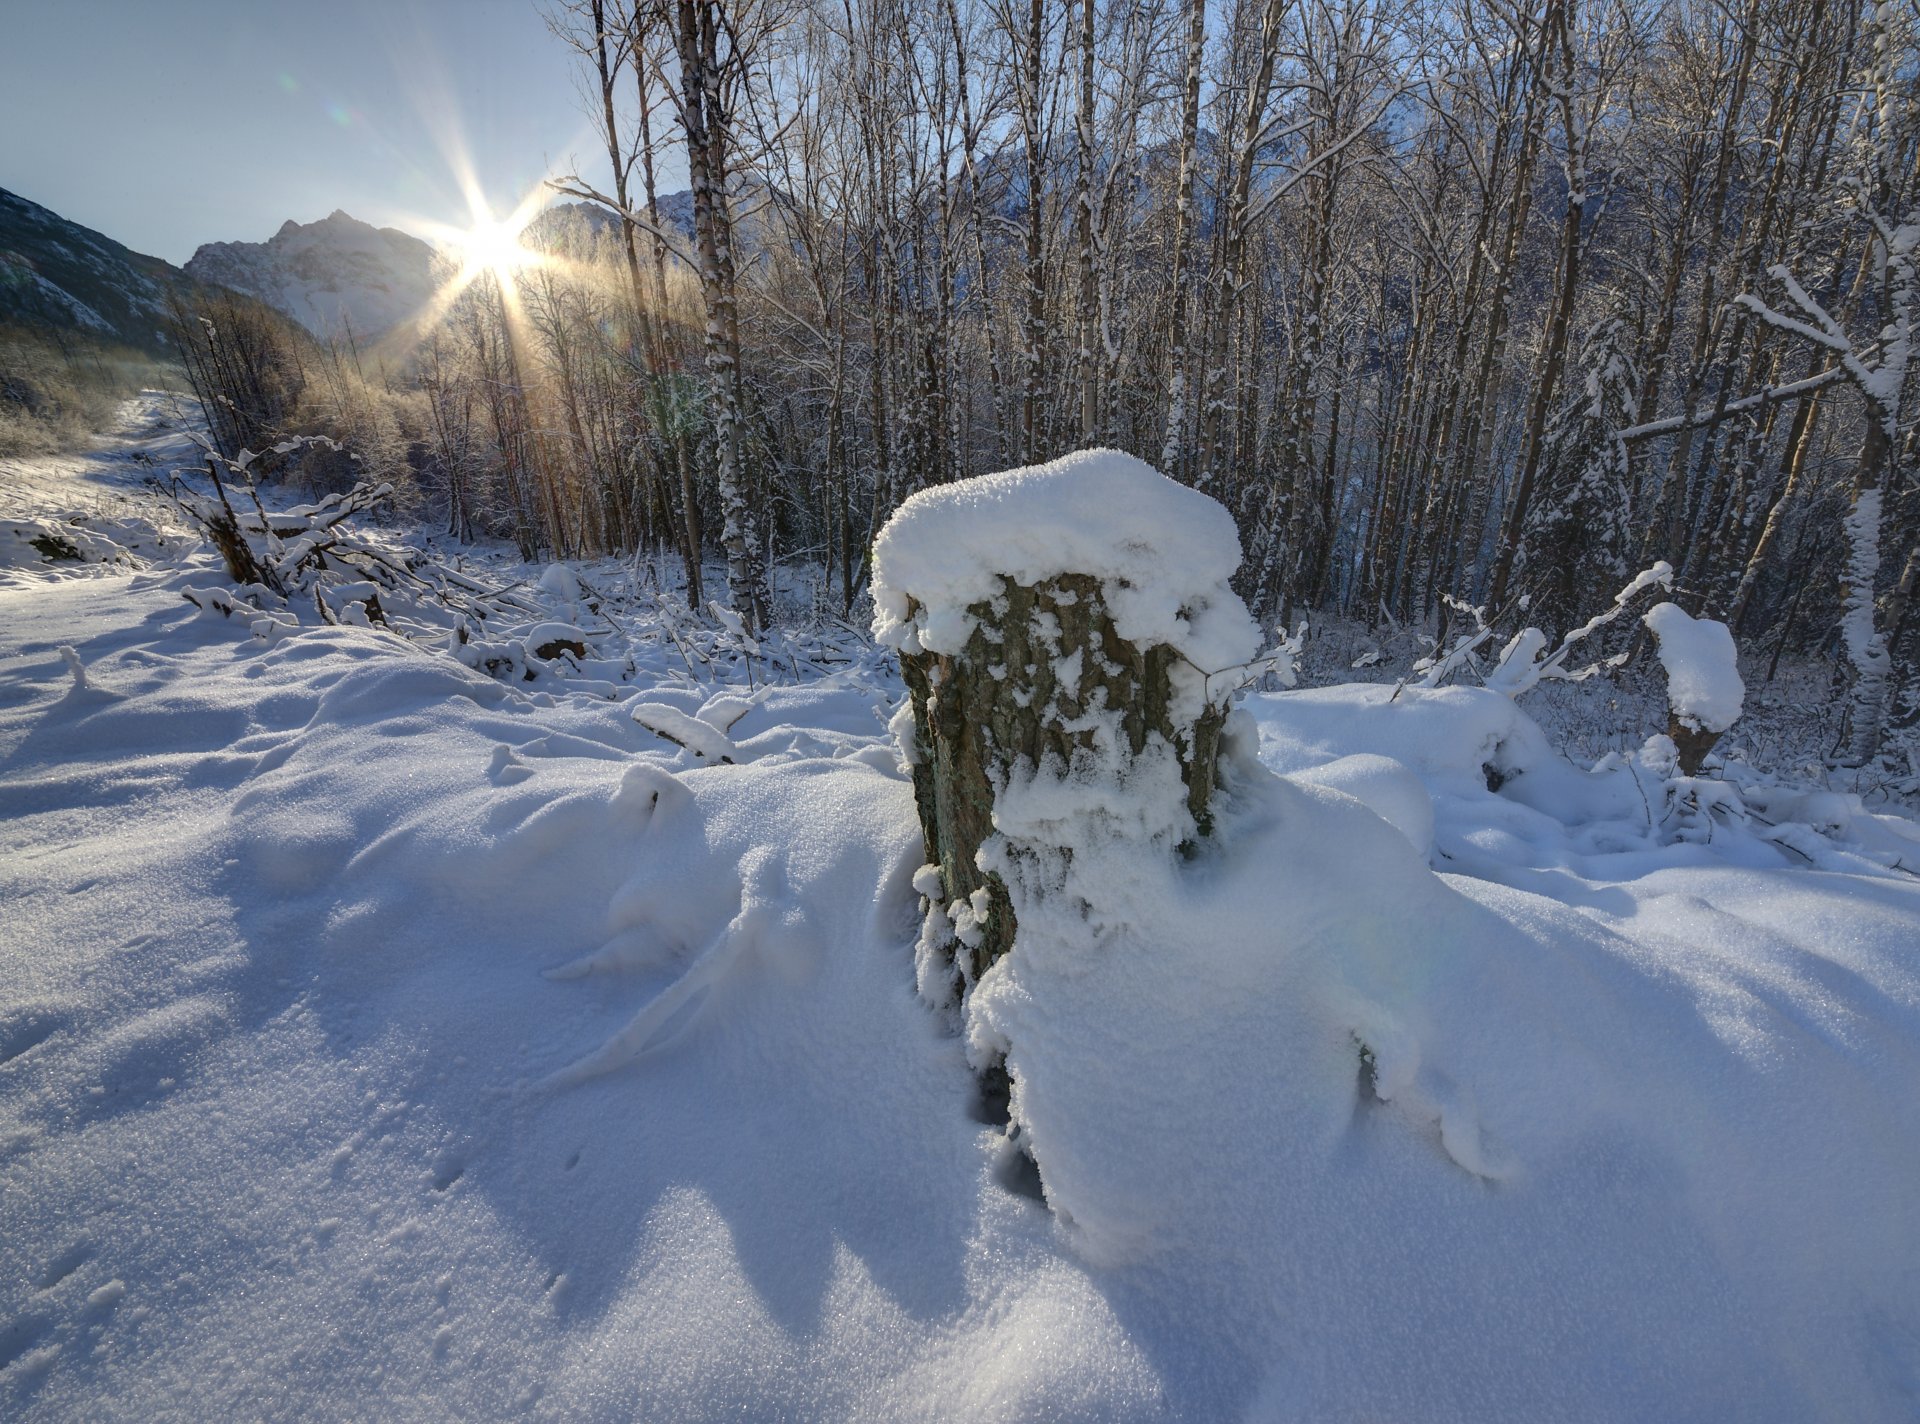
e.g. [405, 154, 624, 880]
[872, 450, 1259, 1002]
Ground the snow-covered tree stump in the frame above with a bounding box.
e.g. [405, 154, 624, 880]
[872, 450, 1260, 1002]
[1643, 602, 1745, 775]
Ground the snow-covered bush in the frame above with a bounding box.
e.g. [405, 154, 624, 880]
[163, 439, 573, 662]
[2, 516, 139, 570]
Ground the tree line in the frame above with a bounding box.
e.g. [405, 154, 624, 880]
[172, 0, 1920, 760]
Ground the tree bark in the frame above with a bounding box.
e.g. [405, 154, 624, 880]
[673, 0, 770, 632]
[898, 573, 1229, 994]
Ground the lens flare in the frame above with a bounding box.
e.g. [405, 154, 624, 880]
[393, 179, 562, 349]
[452, 213, 535, 286]
[360, 65, 599, 355]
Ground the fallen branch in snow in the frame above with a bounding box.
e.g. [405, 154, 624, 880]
[1483, 562, 1676, 698]
[1399, 563, 1675, 703]
[631, 702, 740, 763]
[159, 453, 598, 673]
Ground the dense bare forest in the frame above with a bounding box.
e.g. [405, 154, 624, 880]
[171, 0, 1919, 759]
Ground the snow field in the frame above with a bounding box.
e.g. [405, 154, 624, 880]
[3, 404, 1919, 1420]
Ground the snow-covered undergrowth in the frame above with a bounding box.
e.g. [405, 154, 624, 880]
[3, 402, 1919, 1420]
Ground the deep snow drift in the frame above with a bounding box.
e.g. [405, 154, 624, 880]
[3, 401, 1919, 1421]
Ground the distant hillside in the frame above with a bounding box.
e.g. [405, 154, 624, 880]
[521, 188, 781, 267]
[184, 211, 442, 342]
[520, 195, 693, 255]
[0, 187, 193, 354]
[519, 200, 623, 258]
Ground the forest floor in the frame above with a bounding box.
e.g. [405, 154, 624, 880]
[3, 396, 1919, 1421]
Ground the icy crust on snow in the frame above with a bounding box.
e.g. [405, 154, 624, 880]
[870, 448, 1261, 687]
[1643, 601, 1746, 733]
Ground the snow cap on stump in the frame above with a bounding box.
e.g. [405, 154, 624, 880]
[1641, 601, 1744, 735]
[871, 448, 1261, 727]
[1642, 600, 1744, 775]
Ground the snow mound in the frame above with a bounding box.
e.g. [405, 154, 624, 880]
[1289, 752, 1435, 857]
[1253, 682, 1562, 795]
[1643, 601, 1745, 732]
[870, 448, 1260, 678]
[2, 516, 140, 572]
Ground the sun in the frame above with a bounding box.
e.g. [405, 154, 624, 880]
[454, 214, 535, 286]
[387, 175, 566, 346]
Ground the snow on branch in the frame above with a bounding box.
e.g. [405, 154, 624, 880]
[1404, 562, 1674, 700]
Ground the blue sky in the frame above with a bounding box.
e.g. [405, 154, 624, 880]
[0, 0, 630, 264]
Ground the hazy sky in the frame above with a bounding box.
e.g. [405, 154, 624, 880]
[0, 0, 635, 265]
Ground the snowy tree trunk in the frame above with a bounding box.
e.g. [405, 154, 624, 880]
[674, 0, 770, 634]
[1727, 0, 1913, 762]
[1014, 0, 1048, 464]
[1837, 0, 1914, 763]
[1487, 0, 1589, 614]
[1157, 0, 1206, 480]
[1073, 0, 1099, 445]
[1840, 427, 1893, 764]
[1194, 0, 1285, 494]
[1725, 366, 1826, 632]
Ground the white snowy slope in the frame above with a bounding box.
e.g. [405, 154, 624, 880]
[182, 212, 442, 341]
[2, 406, 1919, 1422]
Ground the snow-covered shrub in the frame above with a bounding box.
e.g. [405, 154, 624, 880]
[1, 516, 138, 570]
[163, 438, 575, 666]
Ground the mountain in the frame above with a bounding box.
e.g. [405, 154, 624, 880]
[519, 196, 692, 257]
[184, 211, 441, 342]
[520, 188, 783, 266]
[0, 186, 192, 353]
[522, 199, 621, 241]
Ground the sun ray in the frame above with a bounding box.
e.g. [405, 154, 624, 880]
[383, 181, 557, 355]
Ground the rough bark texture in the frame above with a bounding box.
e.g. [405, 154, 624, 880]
[899, 572, 1227, 990]
[1666, 715, 1722, 776]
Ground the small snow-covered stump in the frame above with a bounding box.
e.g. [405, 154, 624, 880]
[872, 450, 1260, 1004]
[1642, 602, 1744, 774]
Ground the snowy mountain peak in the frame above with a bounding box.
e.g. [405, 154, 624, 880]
[184, 210, 440, 342]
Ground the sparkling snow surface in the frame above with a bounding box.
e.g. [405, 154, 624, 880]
[3, 402, 1919, 1421]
